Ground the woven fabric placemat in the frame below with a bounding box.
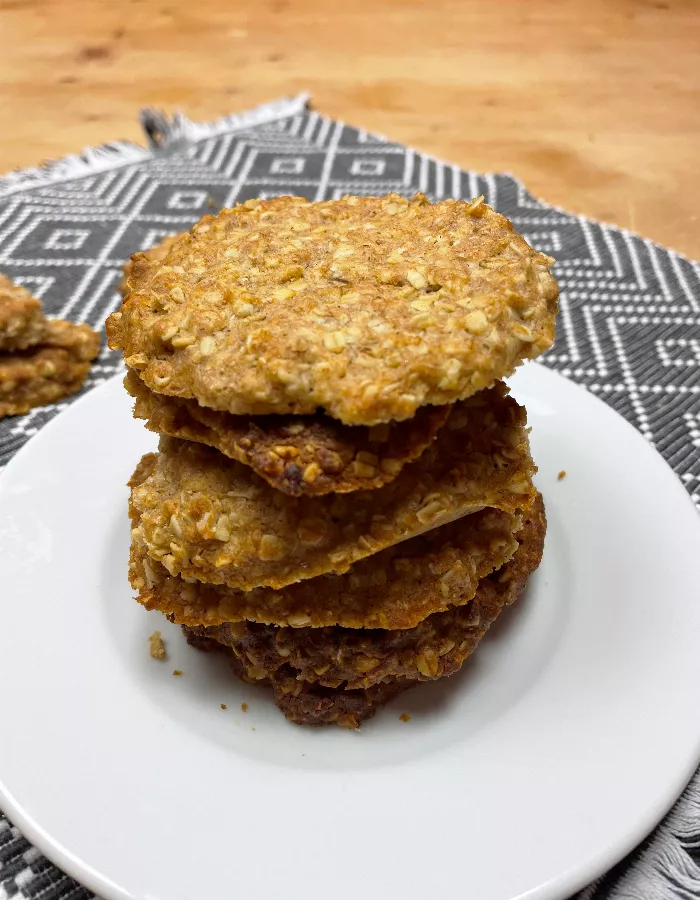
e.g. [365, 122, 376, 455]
[0, 96, 699, 900]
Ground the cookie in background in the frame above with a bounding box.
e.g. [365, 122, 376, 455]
[0, 274, 100, 419]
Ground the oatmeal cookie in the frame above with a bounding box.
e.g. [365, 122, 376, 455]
[0, 320, 100, 418]
[130, 503, 520, 630]
[0, 274, 47, 351]
[270, 670, 412, 728]
[185, 631, 414, 728]
[125, 368, 449, 496]
[129, 383, 535, 591]
[120, 234, 181, 295]
[107, 193, 558, 424]
[41, 319, 101, 361]
[185, 495, 545, 687]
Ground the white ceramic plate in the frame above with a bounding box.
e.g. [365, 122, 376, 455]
[1, 362, 699, 900]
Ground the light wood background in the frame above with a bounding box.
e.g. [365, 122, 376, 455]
[1, 0, 698, 257]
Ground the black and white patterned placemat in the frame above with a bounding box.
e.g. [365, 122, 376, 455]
[0, 95, 699, 900]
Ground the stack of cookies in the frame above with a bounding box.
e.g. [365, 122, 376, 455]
[108, 193, 558, 727]
[0, 274, 99, 419]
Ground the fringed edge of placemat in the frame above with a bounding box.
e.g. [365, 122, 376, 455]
[0, 141, 150, 199]
[140, 91, 310, 150]
[0, 93, 310, 200]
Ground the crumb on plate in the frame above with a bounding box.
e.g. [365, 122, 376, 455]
[220, 703, 227, 710]
[172, 669, 183, 677]
[558, 470, 566, 481]
[148, 630, 166, 659]
[399, 713, 411, 723]
[241, 702, 248, 712]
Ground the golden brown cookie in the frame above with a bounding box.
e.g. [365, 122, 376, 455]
[41, 319, 101, 361]
[129, 383, 536, 592]
[125, 368, 449, 496]
[107, 193, 558, 425]
[185, 495, 545, 688]
[0, 274, 47, 351]
[181, 497, 544, 725]
[130, 502, 521, 630]
[120, 234, 182, 295]
[0, 320, 100, 418]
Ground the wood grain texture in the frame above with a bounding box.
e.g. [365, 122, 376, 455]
[1, 0, 698, 257]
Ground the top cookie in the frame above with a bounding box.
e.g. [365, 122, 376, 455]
[107, 193, 558, 425]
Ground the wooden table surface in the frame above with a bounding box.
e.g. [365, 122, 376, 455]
[1, 0, 698, 257]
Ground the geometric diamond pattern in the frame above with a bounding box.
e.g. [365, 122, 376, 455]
[0, 96, 698, 900]
[1, 101, 698, 502]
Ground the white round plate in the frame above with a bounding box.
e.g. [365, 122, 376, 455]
[0, 362, 699, 900]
